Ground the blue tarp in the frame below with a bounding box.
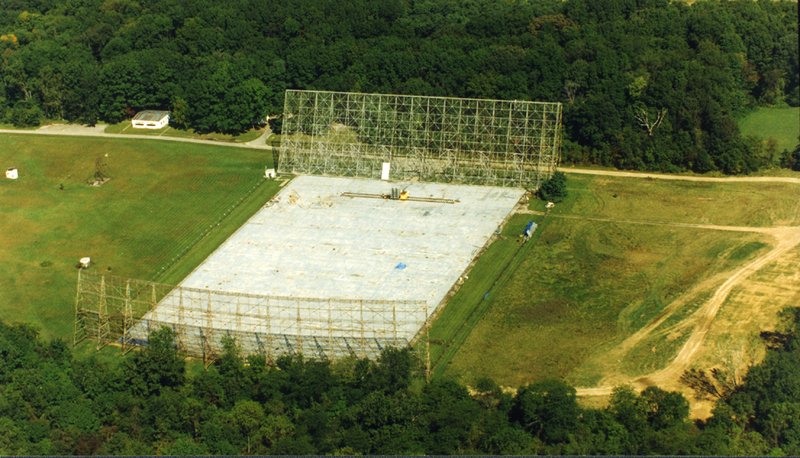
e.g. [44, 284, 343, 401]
[523, 220, 537, 238]
[395, 262, 407, 270]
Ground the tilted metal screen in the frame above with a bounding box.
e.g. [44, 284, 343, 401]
[280, 90, 562, 189]
[74, 272, 429, 363]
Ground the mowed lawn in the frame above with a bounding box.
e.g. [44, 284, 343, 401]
[437, 174, 799, 387]
[562, 174, 800, 228]
[0, 134, 279, 340]
[427, 213, 544, 378]
[739, 106, 800, 154]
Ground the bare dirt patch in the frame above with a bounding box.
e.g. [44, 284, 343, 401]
[575, 222, 800, 417]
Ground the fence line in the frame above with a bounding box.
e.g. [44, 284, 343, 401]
[74, 272, 430, 367]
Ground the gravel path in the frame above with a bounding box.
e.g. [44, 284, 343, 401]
[562, 166, 800, 184]
[0, 124, 275, 150]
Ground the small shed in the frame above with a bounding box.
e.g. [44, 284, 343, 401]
[5, 167, 18, 179]
[132, 110, 170, 129]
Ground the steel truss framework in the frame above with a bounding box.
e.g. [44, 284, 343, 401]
[74, 272, 431, 367]
[280, 90, 562, 189]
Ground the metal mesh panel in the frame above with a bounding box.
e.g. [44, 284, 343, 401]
[74, 272, 428, 362]
[280, 90, 562, 189]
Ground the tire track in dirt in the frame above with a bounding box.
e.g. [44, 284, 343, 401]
[545, 167, 800, 397]
[0, 126, 274, 150]
[571, 222, 800, 398]
[632, 226, 800, 389]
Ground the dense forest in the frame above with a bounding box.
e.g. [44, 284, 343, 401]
[0, 308, 798, 455]
[1, 0, 798, 173]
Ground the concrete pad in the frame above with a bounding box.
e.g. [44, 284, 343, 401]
[130, 175, 524, 357]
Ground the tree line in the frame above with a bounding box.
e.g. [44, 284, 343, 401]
[0, 307, 799, 455]
[1, 0, 797, 173]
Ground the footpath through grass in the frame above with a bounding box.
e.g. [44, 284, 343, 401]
[433, 173, 797, 388]
[0, 134, 279, 340]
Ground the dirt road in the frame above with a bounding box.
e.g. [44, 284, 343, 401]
[550, 215, 797, 234]
[563, 166, 800, 184]
[563, 167, 800, 400]
[636, 226, 800, 387]
[517, 209, 800, 402]
[573, 225, 800, 397]
[0, 124, 274, 150]
[3, 129, 797, 182]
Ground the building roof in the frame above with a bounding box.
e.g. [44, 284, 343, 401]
[133, 110, 170, 122]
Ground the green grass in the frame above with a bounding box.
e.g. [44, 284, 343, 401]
[427, 214, 544, 378]
[560, 174, 800, 227]
[618, 289, 713, 376]
[433, 173, 793, 388]
[444, 220, 761, 388]
[104, 121, 265, 143]
[0, 134, 279, 341]
[727, 241, 769, 261]
[739, 106, 800, 153]
[622, 327, 692, 375]
[268, 134, 282, 149]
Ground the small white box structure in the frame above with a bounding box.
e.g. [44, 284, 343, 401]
[5, 168, 18, 179]
[79, 257, 91, 269]
[264, 167, 276, 179]
[131, 110, 170, 129]
[381, 162, 391, 181]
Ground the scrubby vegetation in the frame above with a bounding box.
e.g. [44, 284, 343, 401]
[538, 171, 567, 202]
[1, 308, 799, 455]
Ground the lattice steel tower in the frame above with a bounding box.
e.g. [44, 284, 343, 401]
[280, 90, 562, 189]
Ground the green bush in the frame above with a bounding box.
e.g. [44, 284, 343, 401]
[538, 171, 567, 202]
[10, 100, 43, 127]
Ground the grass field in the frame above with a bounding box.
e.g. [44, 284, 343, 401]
[104, 121, 265, 143]
[3, 131, 798, 387]
[0, 134, 279, 341]
[427, 213, 544, 378]
[433, 173, 798, 388]
[738, 106, 800, 154]
[563, 175, 800, 227]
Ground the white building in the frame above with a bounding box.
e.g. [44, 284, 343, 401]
[132, 110, 170, 129]
[5, 167, 18, 179]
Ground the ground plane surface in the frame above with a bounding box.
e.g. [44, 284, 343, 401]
[130, 175, 524, 356]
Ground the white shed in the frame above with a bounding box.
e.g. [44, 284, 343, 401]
[5, 167, 18, 179]
[132, 110, 170, 129]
